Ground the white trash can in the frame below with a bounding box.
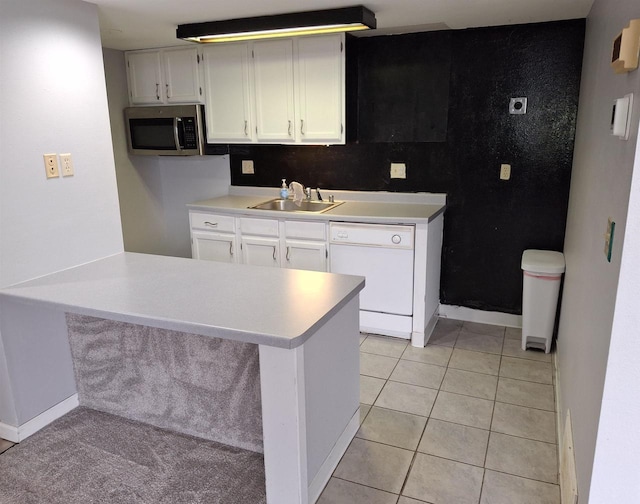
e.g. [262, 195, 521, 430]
[521, 250, 565, 353]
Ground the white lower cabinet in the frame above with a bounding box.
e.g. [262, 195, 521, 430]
[283, 240, 327, 272]
[241, 236, 281, 267]
[192, 231, 237, 263]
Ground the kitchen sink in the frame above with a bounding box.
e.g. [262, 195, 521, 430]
[249, 198, 343, 213]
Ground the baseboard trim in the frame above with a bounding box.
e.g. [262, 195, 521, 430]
[0, 394, 78, 443]
[308, 408, 360, 504]
[439, 304, 522, 328]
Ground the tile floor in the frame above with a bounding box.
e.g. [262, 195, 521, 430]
[318, 318, 559, 504]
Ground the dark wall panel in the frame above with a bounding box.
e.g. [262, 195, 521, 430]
[227, 19, 585, 314]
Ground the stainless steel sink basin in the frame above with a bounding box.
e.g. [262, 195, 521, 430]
[250, 198, 343, 213]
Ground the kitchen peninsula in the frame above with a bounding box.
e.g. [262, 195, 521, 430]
[0, 252, 364, 504]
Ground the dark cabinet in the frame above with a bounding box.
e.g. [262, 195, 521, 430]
[355, 31, 451, 143]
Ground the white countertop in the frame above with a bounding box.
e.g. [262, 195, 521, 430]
[188, 187, 446, 224]
[0, 252, 364, 349]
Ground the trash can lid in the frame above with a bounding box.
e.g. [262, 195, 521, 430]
[521, 249, 565, 274]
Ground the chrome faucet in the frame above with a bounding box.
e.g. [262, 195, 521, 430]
[304, 187, 312, 200]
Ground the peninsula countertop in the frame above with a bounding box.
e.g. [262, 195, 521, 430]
[0, 252, 365, 349]
[188, 186, 447, 224]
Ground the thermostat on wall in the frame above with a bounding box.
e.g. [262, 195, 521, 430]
[611, 93, 633, 140]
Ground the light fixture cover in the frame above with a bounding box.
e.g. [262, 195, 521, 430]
[177, 6, 376, 43]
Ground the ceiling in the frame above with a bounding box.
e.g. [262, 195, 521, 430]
[92, 0, 594, 51]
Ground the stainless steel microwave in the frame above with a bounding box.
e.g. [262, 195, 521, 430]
[124, 104, 204, 156]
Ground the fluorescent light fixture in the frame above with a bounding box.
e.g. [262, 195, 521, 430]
[177, 6, 376, 43]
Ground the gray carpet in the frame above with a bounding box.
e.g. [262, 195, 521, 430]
[0, 407, 266, 504]
[66, 314, 263, 453]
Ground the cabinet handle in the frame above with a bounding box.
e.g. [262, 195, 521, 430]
[300, 119, 305, 135]
[166, 83, 170, 99]
[204, 221, 218, 227]
[156, 83, 160, 100]
[244, 120, 248, 136]
[273, 246, 277, 261]
[286, 246, 291, 261]
[229, 242, 234, 256]
[288, 120, 292, 136]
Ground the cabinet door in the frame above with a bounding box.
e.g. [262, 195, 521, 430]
[296, 34, 345, 144]
[192, 231, 237, 263]
[283, 240, 327, 272]
[163, 47, 203, 104]
[253, 39, 295, 142]
[241, 236, 280, 268]
[126, 50, 164, 105]
[203, 43, 254, 142]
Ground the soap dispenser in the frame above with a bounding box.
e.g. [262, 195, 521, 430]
[280, 179, 289, 199]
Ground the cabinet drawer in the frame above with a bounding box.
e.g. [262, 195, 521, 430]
[285, 220, 326, 240]
[239, 217, 279, 237]
[190, 212, 236, 233]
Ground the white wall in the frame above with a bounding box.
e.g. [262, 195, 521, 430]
[0, 0, 124, 288]
[103, 49, 231, 258]
[557, 0, 640, 500]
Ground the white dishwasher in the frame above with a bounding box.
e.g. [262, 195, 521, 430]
[329, 222, 415, 339]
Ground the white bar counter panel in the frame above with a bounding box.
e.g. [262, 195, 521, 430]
[0, 252, 364, 504]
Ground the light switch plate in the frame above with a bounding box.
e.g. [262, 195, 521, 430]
[241, 160, 255, 175]
[390, 163, 406, 179]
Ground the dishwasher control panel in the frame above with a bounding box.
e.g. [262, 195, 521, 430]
[329, 222, 415, 249]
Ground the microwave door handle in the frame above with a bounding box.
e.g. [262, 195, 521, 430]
[173, 117, 182, 151]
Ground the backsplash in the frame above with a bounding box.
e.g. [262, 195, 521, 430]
[227, 19, 585, 314]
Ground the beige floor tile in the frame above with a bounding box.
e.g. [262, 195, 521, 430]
[334, 438, 414, 494]
[496, 377, 555, 411]
[500, 357, 553, 384]
[360, 404, 372, 425]
[360, 335, 408, 358]
[317, 477, 398, 504]
[502, 338, 552, 362]
[428, 318, 463, 347]
[504, 327, 522, 340]
[462, 321, 506, 337]
[449, 348, 501, 376]
[0, 439, 14, 455]
[374, 381, 437, 417]
[403, 453, 484, 504]
[359, 334, 367, 345]
[441, 368, 498, 400]
[491, 402, 556, 443]
[357, 407, 427, 450]
[390, 360, 445, 389]
[418, 418, 489, 467]
[481, 470, 560, 504]
[456, 331, 504, 354]
[397, 498, 427, 504]
[402, 344, 452, 367]
[431, 391, 494, 429]
[360, 352, 399, 379]
[485, 432, 558, 483]
[360, 375, 386, 405]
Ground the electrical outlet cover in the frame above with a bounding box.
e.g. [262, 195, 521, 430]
[60, 153, 74, 177]
[241, 160, 255, 175]
[44, 154, 59, 178]
[390, 163, 406, 179]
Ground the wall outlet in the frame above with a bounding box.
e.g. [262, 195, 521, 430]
[241, 160, 255, 175]
[500, 163, 511, 180]
[390, 162, 406, 179]
[60, 153, 74, 177]
[43, 153, 59, 179]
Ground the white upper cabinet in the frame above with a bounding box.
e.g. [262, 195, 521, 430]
[296, 34, 345, 144]
[252, 39, 295, 142]
[125, 47, 203, 106]
[202, 43, 254, 143]
[163, 47, 203, 104]
[126, 50, 164, 105]
[201, 33, 345, 145]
